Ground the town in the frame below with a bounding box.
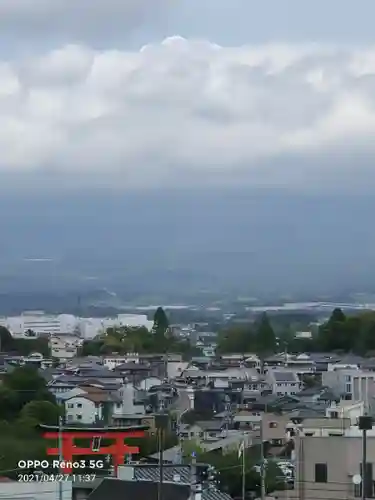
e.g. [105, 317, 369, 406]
[1, 306, 375, 500]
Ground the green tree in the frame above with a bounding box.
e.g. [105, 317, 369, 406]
[0, 326, 14, 351]
[0, 386, 18, 420]
[256, 313, 276, 354]
[217, 324, 255, 354]
[182, 439, 204, 461]
[21, 400, 61, 426]
[317, 308, 348, 351]
[3, 365, 56, 410]
[194, 446, 281, 497]
[153, 307, 171, 353]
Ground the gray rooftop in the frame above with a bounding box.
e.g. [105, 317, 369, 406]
[272, 371, 297, 382]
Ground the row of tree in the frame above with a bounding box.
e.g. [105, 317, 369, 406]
[217, 313, 278, 354]
[217, 308, 375, 355]
[0, 326, 50, 356]
[80, 307, 200, 358]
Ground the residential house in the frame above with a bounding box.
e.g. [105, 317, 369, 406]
[180, 420, 228, 442]
[219, 354, 261, 369]
[264, 353, 315, 375]
[64, 386, 121, 424]
[266, 369, 301, 396]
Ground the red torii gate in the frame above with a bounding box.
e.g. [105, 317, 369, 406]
[39, 424, 148, 474]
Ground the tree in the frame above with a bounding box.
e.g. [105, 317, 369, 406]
[217, 324, 255, 354]
[316, 308, 348, 351]
[3, 365, 56, 410]
[153, 307, 169, 333]
[21, 400, 61, 426]
[0, 386, 18, 420]
[0, 326, 13, 351]
[194, 446, 281, 497]
[182, 439, 204, 461]
[153, 307, 171, 353]
[256, 313, 276, 354]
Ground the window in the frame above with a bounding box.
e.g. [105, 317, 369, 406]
[345, 375, 351, 382]
[315, 463, 327, 483]
[77, 403, 82, 408]
[76, 415, 82, 420]
[269, 422, 278, 428]
[67, 403, 74, 408]
[330, 411, 338, 419]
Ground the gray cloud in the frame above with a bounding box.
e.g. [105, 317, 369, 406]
[0, 0, 172, 42]
[0, 37, 375, 191]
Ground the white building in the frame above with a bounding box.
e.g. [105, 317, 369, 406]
[49, 335, 82, 359]
[323, 368, 375, 407]
[1, 311, 78, 336]
[77, 314, 154, 339]
[1, 312, 154, 339]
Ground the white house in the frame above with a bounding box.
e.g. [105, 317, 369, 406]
[64, 387, 120, 424]
[49, 335, 81, 359]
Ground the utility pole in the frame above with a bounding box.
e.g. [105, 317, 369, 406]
[260, 418, 266, 500]
[156, 413, 168, 500]
[241, 440, 246, 500]
[58, 415, 63, 500]
[359, 415, 373, 500]
[158, 426, 164, 500]
[190, 453, 197, 499]
[284, 342, 288, 367]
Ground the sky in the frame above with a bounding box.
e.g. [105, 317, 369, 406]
[0, 0, 375, 192]
[2, 1, 375, 297]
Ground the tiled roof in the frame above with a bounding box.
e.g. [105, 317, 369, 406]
[134, 465, 191, 483]
[271, 371, 298, 382]
[65, 387, 121, 404]
[195, 420, 225, 431]
[88, 478, 190, 500]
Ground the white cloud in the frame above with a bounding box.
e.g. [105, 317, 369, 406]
[1, 37, 375, 189]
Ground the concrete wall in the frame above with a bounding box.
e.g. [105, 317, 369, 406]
[284, 435, 375, 500]
[65, 396, 102, 424]
[0, 481, 72, 500]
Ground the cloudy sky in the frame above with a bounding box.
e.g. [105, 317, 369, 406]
[2, 0, 375, 297]
[0, 0, 375, 192]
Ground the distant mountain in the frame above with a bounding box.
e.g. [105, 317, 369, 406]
[0, 187, 375, 299]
